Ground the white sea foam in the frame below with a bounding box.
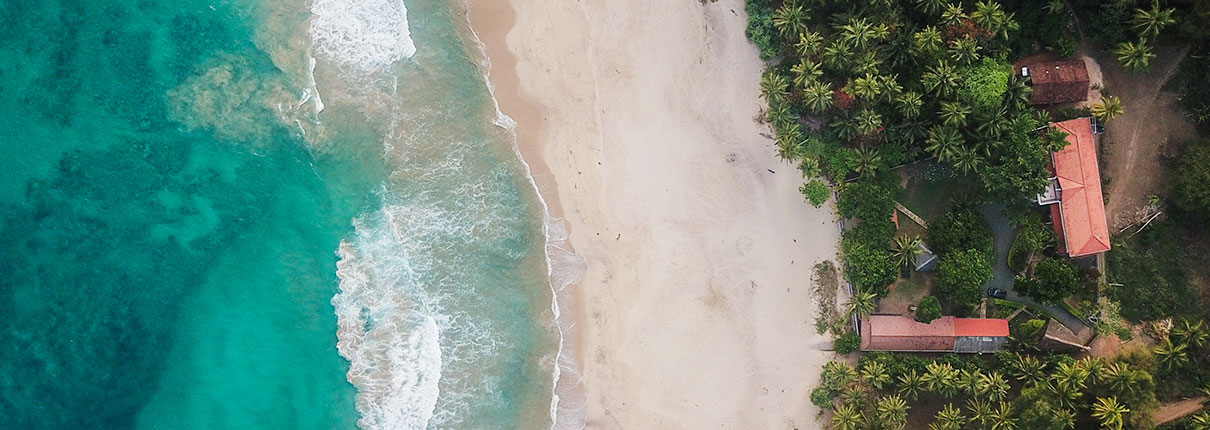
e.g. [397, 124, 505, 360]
[309, 0, 416, 77]
[333, 213, 444, 430]
[461, 9, 590, 427]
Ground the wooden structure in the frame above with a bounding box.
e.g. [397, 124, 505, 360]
[1026, 60, 1089, 105]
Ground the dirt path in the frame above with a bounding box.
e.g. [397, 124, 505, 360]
[1152, 397, 1206, 425]
[1090, 43, 1197, 230]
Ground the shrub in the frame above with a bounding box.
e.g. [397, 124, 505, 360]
[800, 180, 830, 207]
[935, 249, 993, 308]
[928, 207, 995, 259]
[958, 58, 1011, 110]
[837, 179, 896, 221]
[744, 0, 781, 60]
[1008, 213, 1055, 271]
[834, 330, 861, 354]
[810, 386, 834, 409]
[1018, 258, 1079, 304]
[915, 296, 943, 323]
[841, 235, 898, 297]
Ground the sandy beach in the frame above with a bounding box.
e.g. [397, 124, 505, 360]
[468, 0, 842, 427]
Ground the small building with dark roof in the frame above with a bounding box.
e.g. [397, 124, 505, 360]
[860, 315, 1010, 353]
[1025, 60, 1089, 105]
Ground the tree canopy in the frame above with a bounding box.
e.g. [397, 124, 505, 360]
[936, 249, 993, 307]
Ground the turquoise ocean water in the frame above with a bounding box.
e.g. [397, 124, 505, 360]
[0, 0, 574, 428]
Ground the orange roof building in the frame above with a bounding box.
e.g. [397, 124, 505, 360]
[1041, 118, 1111, 258]
[860, 315, 1009, 353]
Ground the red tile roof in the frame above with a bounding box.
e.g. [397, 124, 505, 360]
[1029, 60, 1089, 105]
[860, 316, 1009, 352]
[868, 315, 955, 337]
[1050, 118, 1111, 257]
[953, 318, 1010, 337]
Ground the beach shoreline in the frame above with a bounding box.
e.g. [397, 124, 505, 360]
[468, 0, 842, 427]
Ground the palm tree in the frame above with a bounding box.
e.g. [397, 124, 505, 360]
[831, 403, 863, 430]
[851, 73, 882, 100]
[989, 402, 1017, 430]
[957, 369, 983, 396]
[1173, 319, 1209, 348]
[1005, 75, 1032, 108]
[773, 1, 809, 37]
[860, 360, 892, 390]
[939, 101, 971, 127]
[926, 126, 963, 162]
[876, 395, 909, 429]
[845, 290, 877, 319]
[931, 403, 965, 430]
[949, 36, 981, 65]
[1044, 380, 1084, 410]
[1132, 2, 1176, 38]
[796, 31, 824, 58]
[978, 371, 1010, 402]
[1052, 408, 1077, 430]
[760, 71, 789, 102]
[802, 81, 833, 113]
[1092, 397, 1130, 430]
[1154, 338, 1190, 370]
[823, 361, 859, 388]
[1045, 0, 1066, 14]
[923, 362, 959, 397]
[1078, 357, 1106, 384]
[878, 74, 903, 100]
[892, 235, 923, 269]
[896, 91, 924, 118]
[967, 398, 993, 426]
[841, 17, 887, 52]
[791, 59, 823, 89]
[1115, 40, 1155, 72]
[914, 26, 945, 57]
[1054, 361, 1090, 393]
[1091, 96, 1124, 122]
[822, 41, 853, 71]
[831, 113, 861, 140]
[940, 4, 968, 27]
[1101, 362, 1136, 396]
[855, 108, 882, 135]
[923, 61, 959, 97]
[916, 0, 946, 16]
[854, 146, 883, 178]
[852, 51, 883, 76]
[1190, 412, 1210, 430]
[898, 370, 925, 400]
[765, 102, 795, 129]
[1012, 354, 1046, 386]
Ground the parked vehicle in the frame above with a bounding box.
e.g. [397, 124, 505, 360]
[987, 288, 1008, 299]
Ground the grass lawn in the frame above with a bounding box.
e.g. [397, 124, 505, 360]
[878, 271, 931, 315]
[1106, 221, 1208, 322]
[896, 161, 982, 224]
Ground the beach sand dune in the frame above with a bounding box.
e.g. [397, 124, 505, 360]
[469, 0, 841, 427]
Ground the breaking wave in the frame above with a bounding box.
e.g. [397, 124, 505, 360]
[309, 0, 416, 77]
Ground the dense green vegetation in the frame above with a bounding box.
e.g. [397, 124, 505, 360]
[746, 0, 1069, 307]
[815, 350, 1170, 430]
[1171, 140, 1210, 226]
[746, 3, 1210, 426]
